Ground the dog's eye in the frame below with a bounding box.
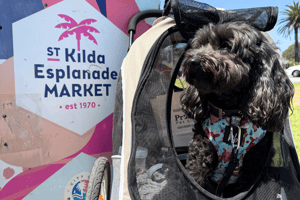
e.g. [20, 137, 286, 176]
[219, 43, 231, 51]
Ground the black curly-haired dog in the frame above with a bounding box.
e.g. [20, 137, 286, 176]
[180, 22, 294, 197]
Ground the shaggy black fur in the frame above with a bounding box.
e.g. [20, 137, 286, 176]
[180, 22, 294, 197]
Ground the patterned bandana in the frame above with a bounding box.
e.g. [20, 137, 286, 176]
[202, 114, 266, 184]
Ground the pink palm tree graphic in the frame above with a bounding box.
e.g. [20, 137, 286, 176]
[55, 14, 100, 51]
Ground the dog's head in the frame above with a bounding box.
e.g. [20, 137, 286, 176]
[181, 22, 294, 132]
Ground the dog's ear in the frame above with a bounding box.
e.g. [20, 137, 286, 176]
[180, 84, 208, 121]
[245, 53, 294, 132]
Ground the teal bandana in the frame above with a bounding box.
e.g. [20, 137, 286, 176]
[202, 114, 266, 184]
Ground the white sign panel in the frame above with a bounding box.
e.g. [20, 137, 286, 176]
[13, 0, 128, 135]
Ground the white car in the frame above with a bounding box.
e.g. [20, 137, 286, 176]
[285, 65, 300, 77]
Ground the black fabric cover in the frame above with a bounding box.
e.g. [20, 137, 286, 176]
[163, 0, 278, 39]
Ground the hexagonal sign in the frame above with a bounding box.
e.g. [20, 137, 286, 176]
[13, 0, 128, 135]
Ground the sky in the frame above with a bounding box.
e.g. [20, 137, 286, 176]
[160, 0, 297, 55]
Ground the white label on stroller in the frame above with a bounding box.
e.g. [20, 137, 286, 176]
[171, 91, 195, 147]
[150, 91, 194, 147]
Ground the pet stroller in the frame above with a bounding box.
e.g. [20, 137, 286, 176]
[86, 0, 300, 199]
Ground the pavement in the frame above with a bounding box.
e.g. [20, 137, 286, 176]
[289, 76, 300, 83]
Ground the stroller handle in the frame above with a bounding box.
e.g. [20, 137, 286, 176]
[128, 10, 163, 47]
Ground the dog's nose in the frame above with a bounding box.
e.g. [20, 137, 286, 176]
[189, 58, 200, 66]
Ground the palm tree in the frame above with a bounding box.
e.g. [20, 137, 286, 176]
[55, 14, 100, 51]
[278, 1, 300, 62]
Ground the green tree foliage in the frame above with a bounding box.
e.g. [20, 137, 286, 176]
[278, 1, 300, 62]
[282, 43, 300, 68]
[282, 43, 300, 61]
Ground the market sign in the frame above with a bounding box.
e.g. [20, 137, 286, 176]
[13, 0, 128, 135]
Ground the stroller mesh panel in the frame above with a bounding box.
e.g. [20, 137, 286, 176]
[272, 132, 283, 167]
[112, 71, 123, 155]
[130, 31, 203, 200]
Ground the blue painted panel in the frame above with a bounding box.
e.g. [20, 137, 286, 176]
[95, 0, 106, 17]
[0, 0, 44, 59]
[22, 153, 97, 200]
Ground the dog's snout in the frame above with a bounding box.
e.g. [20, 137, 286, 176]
[189, 58, 200, 66]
